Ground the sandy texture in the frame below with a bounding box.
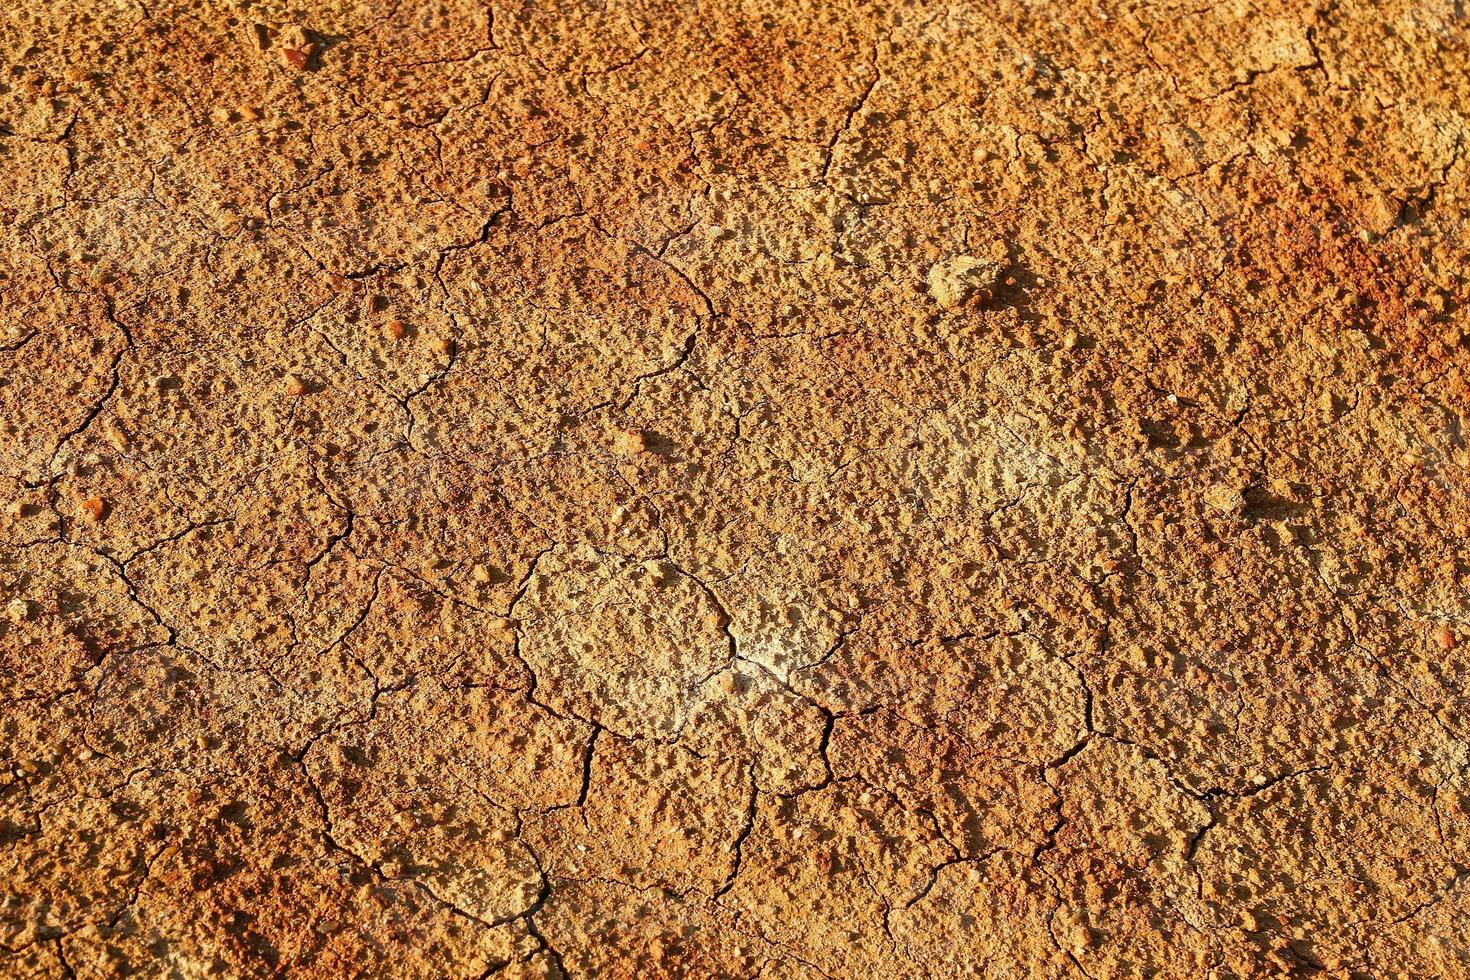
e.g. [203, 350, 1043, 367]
[2, 0, 1469, 977]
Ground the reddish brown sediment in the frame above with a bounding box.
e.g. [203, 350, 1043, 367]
[3, 1, 1470, 977]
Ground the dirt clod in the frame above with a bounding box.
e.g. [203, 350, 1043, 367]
[616, 429, 647, 454]
[927, 255, 1002, 311]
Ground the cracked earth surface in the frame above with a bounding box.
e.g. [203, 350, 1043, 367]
[2, 0, 1470, 977]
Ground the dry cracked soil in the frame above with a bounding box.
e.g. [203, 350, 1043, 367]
[2, 0, 1470, 977]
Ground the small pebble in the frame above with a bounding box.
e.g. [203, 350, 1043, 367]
[80, 496, 107, 521]
[1434, 624, 1457, 650]
[471, 563, 492, 584]
[285, 375, 308, 397]
[385, 320, 406, 339]
[6, 598, 31, 622]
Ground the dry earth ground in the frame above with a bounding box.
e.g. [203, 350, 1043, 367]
[3, 0, 1470, 977]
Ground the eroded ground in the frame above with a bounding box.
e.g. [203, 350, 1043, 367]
[2, 0, 1469, 977]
